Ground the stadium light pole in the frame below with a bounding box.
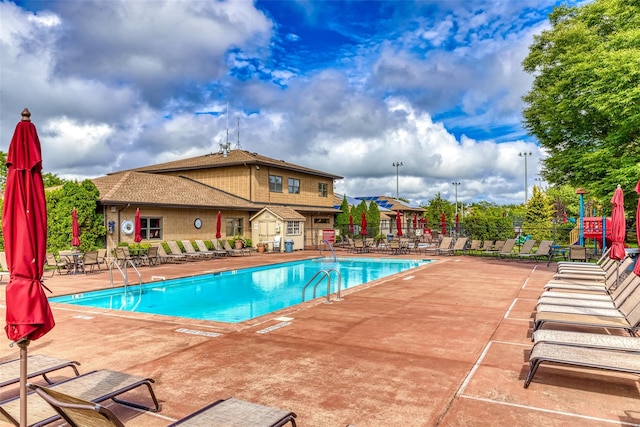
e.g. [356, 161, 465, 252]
[393, 162, 404, 199]
[519, 152, 532, 203]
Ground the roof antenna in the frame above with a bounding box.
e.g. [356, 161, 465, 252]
[234, 116, 242, 150]
[219, 101, 231, 157]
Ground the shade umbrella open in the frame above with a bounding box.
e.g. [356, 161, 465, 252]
[361, 212, 367, 237]
[2, 109, 55, 427]
[396, 211, 403, 237]
[71, 208, 81, 248]
[349, 214, 354, 234]
[441, 212, 447, 236]
[215, 211, 222, 239]
[134, 208, 142, 243]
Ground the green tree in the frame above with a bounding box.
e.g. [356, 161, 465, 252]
[522, 0, 640, 209]
[522, 186, 553, 241]
[367, 199, 381, 238]
[336, 195, 351, 236]
[0, 151, 6, 190]
[46, 180, 106, 253]
[422, 193, 454, 232]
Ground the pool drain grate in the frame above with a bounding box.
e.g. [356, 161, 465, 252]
[175, 328, 221, 338]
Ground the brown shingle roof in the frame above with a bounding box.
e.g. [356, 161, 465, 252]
[125, 149, 343, 180]
[92, 171, 255, 209]
[250, 206, 306, 221]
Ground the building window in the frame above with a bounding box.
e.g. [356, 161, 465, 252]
[288, 178, 300, 194]
[318, 182, 328, 197]
[269, 175, 282, 192]
[225, 218, 243, 236]
[287, 221, 301, 235]
[314, 218, 330, 224]
[141, 218, 162, 240]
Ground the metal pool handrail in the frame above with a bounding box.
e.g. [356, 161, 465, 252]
[321, 239, 337, 261]
[302, 268, 342, 303]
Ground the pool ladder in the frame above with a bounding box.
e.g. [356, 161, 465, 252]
[108, 259, 143, 310]
[302, 268, 342, 303]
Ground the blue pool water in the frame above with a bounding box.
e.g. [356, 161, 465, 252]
[49, 257, 428, 323]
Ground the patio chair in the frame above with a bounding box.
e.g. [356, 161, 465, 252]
[212, 239, 230, 256]
[532, 329, 640, 352]
[222, 239, 245, 256]
[535, 281, 640, 318]
[466, 240, 482, 254]
[543, 257, 634, 292]
[167, 241, 201, 261]
[0, 369, 160, 426]
[477, 240, 494, 256]
[424, 237, 452, 256]
[28, 384, 297, 427]
[481, 240, 506, 257]
[537, 270, 640, 309]
[45, 252, 69, 276]
[114, 247, 134, 267]
[97, 249, 109, 269]
[139, 245, 161, 266]
[196, 240, 226, 258]
[153, 243, 187, 263]
[438, 237, 468, 256]
[531, 290, 640, 337]
[496, 239, 518, 258]
[0, 354, 80, 389]
[524, 341, 640, 388]
[517, 240, 554, 262]
[79, 250, 100, 273]
[556, 247, 611, 269]
[180, 240, 209, 259]
[503, 239, 537, 259]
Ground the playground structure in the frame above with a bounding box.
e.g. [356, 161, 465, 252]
[575, 217, 611, 249]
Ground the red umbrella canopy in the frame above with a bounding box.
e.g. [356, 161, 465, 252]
[134, 208, 142, 243]
[71, 208, 81, 247]
[635, 181, 640, 276]
[396, 211, 403, 237]
[413, 213, 417, 230]
[609, 185, 626, 261]
[361, 211, 367, 236]
[349, 214, 354, 234]
[215, 211, 222, 239]
[441, 212, 447, 235]
[2, 109, 54, 342]
[455, 213, 459, 232]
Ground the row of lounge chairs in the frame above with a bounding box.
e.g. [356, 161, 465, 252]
[0, 354, 297, 426]
[524, 248, 640, 388]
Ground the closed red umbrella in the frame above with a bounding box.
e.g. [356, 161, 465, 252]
[610, 185, 626, 261]
[361, 211, 367, 236]
[2, 109, 55, 426]
[349, 214, 354, 234]
[215, 211, 222, 239]
[396, 211, 403, 237]
[455, 213, 459, 233]
[441, 212, 447, 235]
[634, 180, 640, 276]
[71, 208, 81, 248]
[134, 208, 142, 243]
[413, 213, 417, 231]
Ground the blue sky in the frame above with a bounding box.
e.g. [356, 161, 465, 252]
[1, 0, 582, 205]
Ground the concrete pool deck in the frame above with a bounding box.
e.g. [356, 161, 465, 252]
[0, 249, 638, 426]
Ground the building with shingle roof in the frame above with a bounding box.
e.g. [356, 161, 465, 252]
[94, 147, 342, 252]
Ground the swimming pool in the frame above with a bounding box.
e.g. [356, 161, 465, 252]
[49, 257, 429, 323]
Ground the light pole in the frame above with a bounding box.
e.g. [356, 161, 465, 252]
[452, 182, 460, 217]
[519, 152, 532, 203]
[393, 162, 404, 199]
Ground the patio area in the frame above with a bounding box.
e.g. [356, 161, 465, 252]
[0, 249, 638, 426]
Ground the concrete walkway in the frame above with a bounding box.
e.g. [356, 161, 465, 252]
[0, 250, 638, 426]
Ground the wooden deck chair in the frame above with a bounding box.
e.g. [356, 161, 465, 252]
[0, 369, 160, 426]
[196, 240, 226, 258]
[424, 237, 452, 256]
[524, 341, 640, 388]
[0, 355, 80, 389]
[438, 237, 467, 256]
[28, 384, 297, 427]
[167, 241, 201, 261]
